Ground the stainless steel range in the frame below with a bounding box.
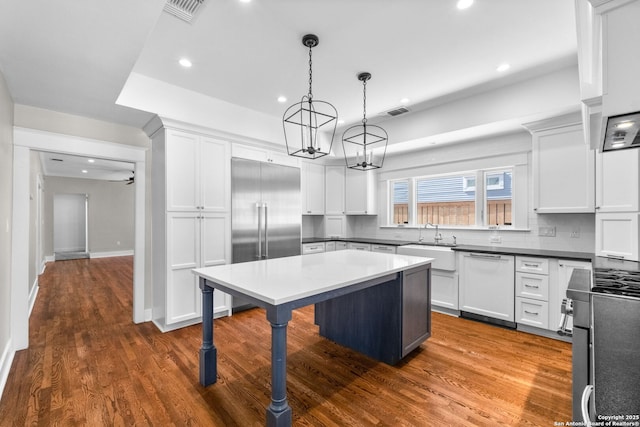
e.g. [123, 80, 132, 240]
[564, 259, 640, 424]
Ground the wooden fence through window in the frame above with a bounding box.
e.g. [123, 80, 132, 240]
[393, 200, 511, 226]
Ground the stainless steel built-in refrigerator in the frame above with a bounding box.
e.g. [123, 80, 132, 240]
[231, 157, 301, 311]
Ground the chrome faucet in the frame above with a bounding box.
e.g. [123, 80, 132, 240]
[429, 223, 443, 245]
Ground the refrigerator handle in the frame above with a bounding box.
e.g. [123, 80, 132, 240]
[256, 202, 263, 260]
[264, 203, 268, 259]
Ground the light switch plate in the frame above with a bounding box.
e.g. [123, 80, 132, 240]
[538, 226, 556, 237]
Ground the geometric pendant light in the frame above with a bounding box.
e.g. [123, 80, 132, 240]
[342, 72, 388, 170]
[283, 34, 338, 160]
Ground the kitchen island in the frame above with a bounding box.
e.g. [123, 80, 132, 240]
[193, 250, 432, 427]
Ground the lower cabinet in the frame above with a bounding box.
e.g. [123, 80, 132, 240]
[515, 257, 550, 329]
[371, 244, 396, 254]
[302, 242, 325, 254]
[431, 270, 459, 311]
[459, 252, 515, 325]
[347, 242, 371, 251]
[315, 264, 431, 365]
[153, 212, 231, 331]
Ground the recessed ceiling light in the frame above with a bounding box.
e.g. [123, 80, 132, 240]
[496, 63, 510, 72]
[337, 119, 345, 125]
[87, 159, 95, 163]
[616, 121, 634, 129]
[81, 170, 88, 174]
[400, 98, 410, 104]
[457, 0, 474, 10]
[239, 0, 251, 3]
[179, 58, 192, 68]
[277, 96, 287, 103]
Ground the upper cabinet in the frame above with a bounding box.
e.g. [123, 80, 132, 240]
[345, 168, 377, 215]
[301, 161, 325, 215]
[600, 0, 640, 118]
[596, 149, 640, 212]
[231, 144, 300, 168]
[165, 130, 230, 212]
[325, 165, 346, 215]
[525, 114, 595, 213]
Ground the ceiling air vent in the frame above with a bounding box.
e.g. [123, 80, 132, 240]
[386, 106, 410, 117]
[164, 0, 205, 23]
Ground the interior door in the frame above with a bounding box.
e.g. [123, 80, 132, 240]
[53, 193, 87, 253]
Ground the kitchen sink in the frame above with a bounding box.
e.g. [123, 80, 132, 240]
[397, 244, 456, 271]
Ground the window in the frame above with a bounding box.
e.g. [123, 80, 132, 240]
[387, 167, 514, 228]
[416, 174, 476, 226]
[485, 170, 512, 226]
[391, 180, 409, 224]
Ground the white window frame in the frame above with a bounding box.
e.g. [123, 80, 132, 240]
[386, 167, 514, 229]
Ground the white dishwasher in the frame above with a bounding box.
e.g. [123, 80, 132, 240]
[459, 252, 515, 327]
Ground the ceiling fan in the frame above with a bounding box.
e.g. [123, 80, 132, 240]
[109, 171, 135, 185]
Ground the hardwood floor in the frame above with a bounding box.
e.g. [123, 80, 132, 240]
[0, 257, 572, 426]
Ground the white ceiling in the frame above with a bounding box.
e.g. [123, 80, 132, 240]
[39, 152, 134, 182]
[0, 0, 579, 175]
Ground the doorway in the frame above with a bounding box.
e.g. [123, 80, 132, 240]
[12, 128, 147, 351]
[53, 193, 89, 260]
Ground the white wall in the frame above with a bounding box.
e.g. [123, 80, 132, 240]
[44, 177, 135, 256]
[0, 70, 14, 399]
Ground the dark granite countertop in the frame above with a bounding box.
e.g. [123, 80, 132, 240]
[303, 238, 597, 262]
[302, 237, 413, 246]
[451, 244, 594, 262]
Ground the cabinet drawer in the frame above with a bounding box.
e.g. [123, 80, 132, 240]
[516, 256, 549, 275]
[516, 272, 549, 301]
[302, 243, 325, 254]
[347, 243, 371, 251]
[516, 297, 549, 329]
[371, 244, 396, 254]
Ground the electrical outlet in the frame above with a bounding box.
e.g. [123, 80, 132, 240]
[538, 226, 556, 237]
[570, 227, 581, 238]
[489, 235, 502, 244]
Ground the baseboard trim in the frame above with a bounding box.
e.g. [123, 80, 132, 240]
[44, 255, 55, 263]
[28, 279, 39, 316]
[0, 338, 15, 402]
[144, 309, 153, 322]
[89, 250, 134, 259]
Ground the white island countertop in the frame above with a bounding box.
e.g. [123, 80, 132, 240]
[193, 250, 433, 306]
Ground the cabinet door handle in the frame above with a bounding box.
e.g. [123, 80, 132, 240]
[524, 284, 540, 289]
[524, 310, 539, 316]
[523, 263, 540, 268]
[469, 253, 502, 259]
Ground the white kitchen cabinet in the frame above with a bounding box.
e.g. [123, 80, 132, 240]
[325, 215, 346, 238]
[302, 242, 325, 254]
[551, 259, 592, 335]
[165, 130, 229, 212]
[152, 126, 232, 332]
[301, 161, 325, 215]
[371, 244, 396, 254]
[231, 144, 299, 168]
[345, 168, 377, 215]
[595, 149, 640, 212]
[459, 252, 515, 324]
[325, 165, 346, 214]
[431, 270, 459, 312]
[347, 242, 371, 251]
[165, 213, 231, 325]
[526, 116, 595, 213]
[595, 212, 640, 261]
[515, 256, 550, 330]
[325, 241, 347, 251]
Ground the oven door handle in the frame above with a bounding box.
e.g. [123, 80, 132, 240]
[581, 384, 594, 426]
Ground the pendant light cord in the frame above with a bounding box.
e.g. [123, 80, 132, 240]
[308, 45, 313, 100]
[362, 78, 367, 124]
